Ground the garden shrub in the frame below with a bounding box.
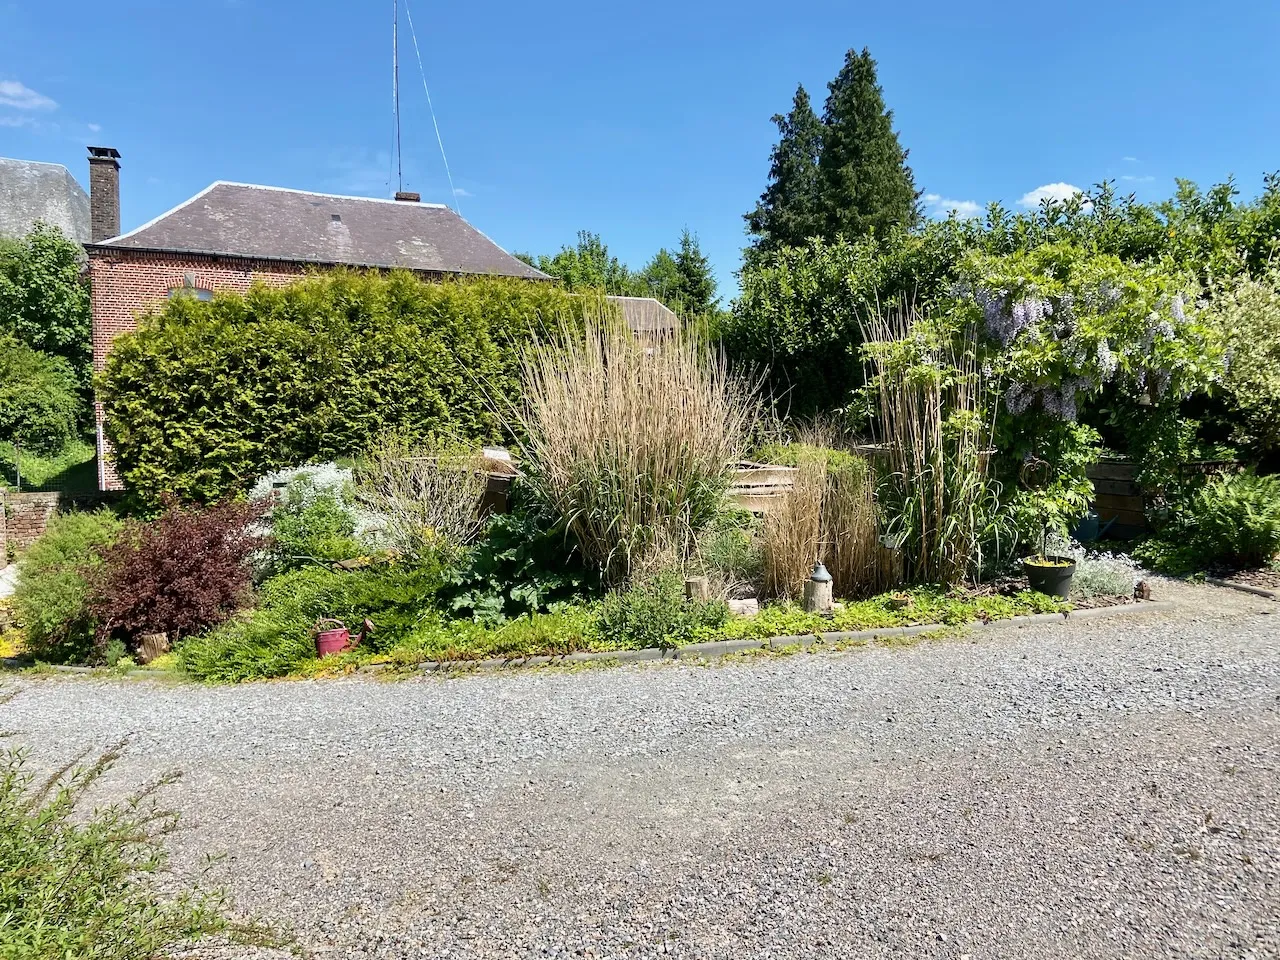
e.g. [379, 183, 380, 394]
[98, 271, 591, 505]
[178, 561, 447, 682]
[90, 499, 265, 649]
[351, 433, 489, 560]
[595, 569, 729, 648]
[1207, 267, 1280, 457]
[0, 334, 81, 455]
[1133, 471, 1280, 573]
[0, 732, 238, 959]
[695, 507, 762, 595]
[1187, 471, 1280, 567]
[12, 509, 122, 663]
[257, 470, 365, 577]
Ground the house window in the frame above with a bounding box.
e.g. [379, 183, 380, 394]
[167, 273, 214, 301]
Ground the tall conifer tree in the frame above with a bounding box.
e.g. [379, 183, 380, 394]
[818, 47, 920, 237]
[744, 85, 825, 253]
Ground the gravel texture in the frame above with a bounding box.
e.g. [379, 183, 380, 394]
[5, 582, 1280, 959]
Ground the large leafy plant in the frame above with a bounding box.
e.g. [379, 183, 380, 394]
[443, 507, 598, 624]
[12, 509, 122, 663]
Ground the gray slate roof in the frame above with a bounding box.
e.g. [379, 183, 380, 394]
[606, 296, 681, 336]
[93, 182, 548, 280]
[0, 157, 91, 243]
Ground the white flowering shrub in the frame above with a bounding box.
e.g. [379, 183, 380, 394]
[1205, 268, 1280, 456]
[248, 463, 391, 562]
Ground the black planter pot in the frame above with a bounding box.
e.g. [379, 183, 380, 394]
[1022, 556, 1077, 599]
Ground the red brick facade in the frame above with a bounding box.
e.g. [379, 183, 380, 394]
[89, 249, 314, 490]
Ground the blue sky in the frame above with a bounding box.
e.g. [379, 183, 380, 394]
[3, 0, 1279, 298]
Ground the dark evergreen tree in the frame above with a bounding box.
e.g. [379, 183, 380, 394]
[818, 48, 920, 238]
[674, 229, 718, 315]
[744, 85, 825, 253]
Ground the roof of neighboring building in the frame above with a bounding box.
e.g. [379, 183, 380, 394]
[90, 181, 548, 280]
[0, 157, 91, 243]
[606, 295, 681, 336]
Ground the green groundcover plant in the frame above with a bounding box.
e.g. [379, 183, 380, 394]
[176, 579, 1068, 683]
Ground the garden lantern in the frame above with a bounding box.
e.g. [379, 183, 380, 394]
[803, 560, 834, 614]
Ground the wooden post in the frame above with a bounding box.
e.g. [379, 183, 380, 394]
[684, 577, 711, 601]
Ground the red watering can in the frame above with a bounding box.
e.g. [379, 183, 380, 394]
[313, 618, 374, 658]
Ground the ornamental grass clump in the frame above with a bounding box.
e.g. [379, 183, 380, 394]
[863, 303, 1006, 586]
[510, 317, 760, 585]
[761, 454, 826, 600]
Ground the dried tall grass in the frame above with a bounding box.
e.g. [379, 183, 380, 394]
[761, 455, 826, 600]
[758, 439, 885, 600]
[862, 303, 1002, 585]
[352, 434, 489, 558]
[509, 316, 761, 585]
[822, 452, 883, 596]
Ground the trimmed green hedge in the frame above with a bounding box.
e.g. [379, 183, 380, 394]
[98, 271, 591, 504]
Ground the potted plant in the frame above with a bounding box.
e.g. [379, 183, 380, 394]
[1022, 552, 1076, 598]
[1022, 518, 1076, 599]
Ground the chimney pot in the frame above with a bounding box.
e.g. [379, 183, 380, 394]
[87, 146, 122, 242]
[394, 191, 420, 203]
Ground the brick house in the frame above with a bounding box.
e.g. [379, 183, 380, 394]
[83, 148, 548, 491]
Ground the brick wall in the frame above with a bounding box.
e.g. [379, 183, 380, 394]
[89, 249, 310, 490]
[1, 492, 58, 560]
[1, 490, 124, 561]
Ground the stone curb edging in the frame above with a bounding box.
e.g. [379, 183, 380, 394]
[1, 600, 1175, 680]
[1205, 577, 1278, 601]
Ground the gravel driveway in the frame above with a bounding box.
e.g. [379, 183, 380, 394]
[5, 583, 1279, 959]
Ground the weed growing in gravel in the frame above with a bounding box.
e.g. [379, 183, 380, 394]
[0, 694, 282, 958]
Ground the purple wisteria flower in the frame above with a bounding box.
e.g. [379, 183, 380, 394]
[1096, 339, 1118, 380]
[1005, 381, 1034, 414]
[1170, 293, 1186, 323]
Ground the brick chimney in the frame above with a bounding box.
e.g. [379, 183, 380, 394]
[394, 191, 420, 203]
[87, 146, 122, 241]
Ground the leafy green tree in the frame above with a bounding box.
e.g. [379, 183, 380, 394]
[535, 231, 641, 296]
[674, 229, 718, 315]
[0, 334, 81, 455]
[818, 47, 920, 239]
[744, 84, 825, 253]
[636, 248, 682, 304]
[0, 222, 91, 390]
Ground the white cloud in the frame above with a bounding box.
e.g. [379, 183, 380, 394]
[1122, 156, 1139, 163]
[0, 115, 34, 127]
[0, 80, 56, 111]
[1018, 182, 1084, 208]
[453, 187, 473, 198]
[1120, 174, 1155, 183]
[87, 122, 101, 133]
[923, 192, 982, 220]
